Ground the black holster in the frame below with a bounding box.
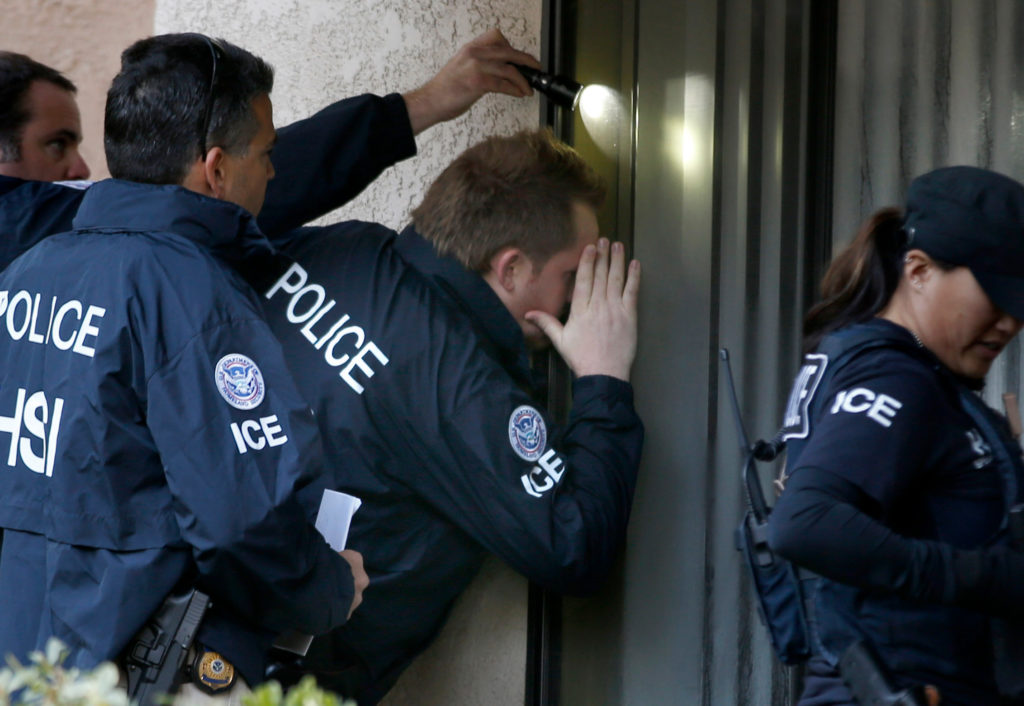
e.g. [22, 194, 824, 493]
[123, 588, 211, 706]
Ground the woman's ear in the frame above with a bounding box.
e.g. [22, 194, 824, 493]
[903, 248, 933, 290]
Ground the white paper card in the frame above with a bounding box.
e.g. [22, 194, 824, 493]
[314, 489, 362, 551]
[272, 489, 362, 655]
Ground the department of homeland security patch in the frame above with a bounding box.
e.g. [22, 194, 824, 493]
[215, 353, 265, 410]
[508, 405, 547, 461]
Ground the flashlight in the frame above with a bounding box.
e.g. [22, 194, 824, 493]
[513, 64, 583, 111]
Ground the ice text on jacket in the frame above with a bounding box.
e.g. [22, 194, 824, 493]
[521, 449, 566, 498]
[830, 387, 903, 428]
[230, 414, 288, 454]
[0, 388, 64, 477]
[0, 289, 105, 358]
[265, 264, 389, 395]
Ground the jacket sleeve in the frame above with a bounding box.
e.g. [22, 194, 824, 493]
[258, 94, 417, 238]
[369, 345, 643, 595]
[767, 355, 1024, 620]
[770, 467, 1024, 620]
[144, 314, 356, 635]
[0, 178, 86, 270]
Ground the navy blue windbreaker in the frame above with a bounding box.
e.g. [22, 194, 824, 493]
[769, 319, 1024, 706]
[0, 92, 415, 272]
[252, 224, 644, 703]
[0, 93, 416, 682]
[0, 180, 366, 683]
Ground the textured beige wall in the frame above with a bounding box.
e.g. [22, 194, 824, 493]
[381, 558, 528, 706]
[155, 0, 542, 229]
[2, 0, 156, 178]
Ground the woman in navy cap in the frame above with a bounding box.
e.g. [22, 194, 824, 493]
[768, 165, 1024, 705]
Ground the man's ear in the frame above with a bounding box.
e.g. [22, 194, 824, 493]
[487, 246, 526, 292]
[180, 147, 227, 199]
[203, 147, 229, 200]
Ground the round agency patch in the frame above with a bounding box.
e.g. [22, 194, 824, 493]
[215, 353, 265, 410]
[508, 405, 547, 462]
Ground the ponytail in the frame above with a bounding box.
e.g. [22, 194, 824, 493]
[803, 207, 907, 353]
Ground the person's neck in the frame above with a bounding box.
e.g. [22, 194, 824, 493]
[877, 290, 925, 348]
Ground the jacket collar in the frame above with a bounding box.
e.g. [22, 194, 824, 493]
[72, 179, 273, 266]
[848, 318, 986, 391]
[394, 225, 535, 386]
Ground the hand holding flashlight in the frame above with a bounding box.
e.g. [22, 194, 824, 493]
[403, 29, 541, 135]
[512, 64, 584, 110]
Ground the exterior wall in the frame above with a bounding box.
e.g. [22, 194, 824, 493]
[2, 0, 156, 178]
[155, 0, 542, 230]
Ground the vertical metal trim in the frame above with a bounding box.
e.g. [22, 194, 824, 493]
[932, 0, 951, 166]
[526, 578, 562, 706]
[977, 0, 996, 168]
[627, 0, 641, 256]
[526, 2, 574, 704]
[858, 1, 874, 218]
[701, 0, 730, 701]
[898, 1, 918, 189]
[738, 3, 768, 703]
[776, 0, 808, 409]
[803, 0, 838, 318]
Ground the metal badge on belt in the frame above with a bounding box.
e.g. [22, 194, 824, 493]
[192, 650, 235, 693]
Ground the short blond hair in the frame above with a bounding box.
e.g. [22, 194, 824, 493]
[411, 128, 605, 272]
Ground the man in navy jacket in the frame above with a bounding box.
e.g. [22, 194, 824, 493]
[255, 129, 644, 704]
[0, 33, 634, 705]
[0, 34, 370, 699]
[0, 29, 540, 269]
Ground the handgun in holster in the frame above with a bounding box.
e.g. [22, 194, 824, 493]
[123, 588, 211, 706]
[839, 640, 930, 706]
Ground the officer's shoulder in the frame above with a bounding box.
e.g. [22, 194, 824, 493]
[118, 232, 231, 281]
[833, 344, 946, 401]
[281, 221, 397, 261]
[106, 233, 258, 318]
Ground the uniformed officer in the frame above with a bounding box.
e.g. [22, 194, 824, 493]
[0, 34, 370, 703]
[0, 30, 543, 703]
[768, 166, 1024, 705]
[0, 30, 541, 269]
[0, 51, 90, 182]
[253, 129, 643, 704]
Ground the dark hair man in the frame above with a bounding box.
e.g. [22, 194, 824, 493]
[255, 128, 643, 703]
[0, 52, 90, 181]
[0, 34, 371, 701]
[0, 28, 540, 268]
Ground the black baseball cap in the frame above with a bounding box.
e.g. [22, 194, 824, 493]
[905, 165, 1024, 320]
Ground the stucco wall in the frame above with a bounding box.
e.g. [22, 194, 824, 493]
[155, 0, 542, 229]
[2, 0, 156, 178]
